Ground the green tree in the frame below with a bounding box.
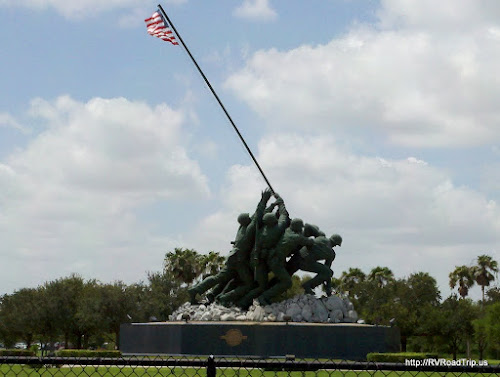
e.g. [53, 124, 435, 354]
[99, 282, 139, 348]
[0, 288, 43, 348]
[340, 268, 366, 293]
[42, 274, 85, 348]
[367, 266, 394, 288]
[422, 296, 478, 359]
[449, 265, 474, 298]
[163, 248, 204, 285]
[352, 271, 440, 352]
[144, 271, 188, 321]
[486, 287, 500, 303]
[73, 280, 107, 349]
[473, 255, 498, 305]
[473, 315, 489, 360]
[199, 251, 225, 280]
[483, 302, 500, 357]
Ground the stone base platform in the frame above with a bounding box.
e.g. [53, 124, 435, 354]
[120, 321, 400, 360]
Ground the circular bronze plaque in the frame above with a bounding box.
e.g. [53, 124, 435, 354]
[220, 329, 248, 346]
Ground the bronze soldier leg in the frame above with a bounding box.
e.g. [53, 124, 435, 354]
[188, 267, 235, 304]
[258, 257, 292, 305]
[300, 260, 333, 294]
[236, 261, 268, 309]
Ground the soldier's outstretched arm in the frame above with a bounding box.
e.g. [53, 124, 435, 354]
[256, 188, 272, 213]
[248, 189, 272, 233]
[274, 193, 290, 231]
[265, 200, 278, 213]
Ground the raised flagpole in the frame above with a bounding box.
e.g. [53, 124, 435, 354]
[156, 4, 276, 195]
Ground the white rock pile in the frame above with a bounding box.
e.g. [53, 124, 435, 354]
[169, 294, 359, 323]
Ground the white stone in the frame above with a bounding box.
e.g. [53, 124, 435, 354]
[345, 310, 358, 323]
[285, 303, 301, 317]
[200, 312, 212, 321]
[169, 293, 357, 324]
[220, 313, 235, 321]
[311, 301, 329, 322]
[324, 296, 344, 312]
[249, 305, 266, 321]
[301, 305, 313, 322]
[330, 309, 343, 323]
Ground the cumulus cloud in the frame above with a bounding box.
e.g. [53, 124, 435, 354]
[0, 112, 30, 133]
[225, 0, 500, 148]
[0, 96, 208, 293]
[189, 134, 500, 296]
[377, 0, 500, 31]
[233, 0, 277, 22]
[0, 0, 187, 19]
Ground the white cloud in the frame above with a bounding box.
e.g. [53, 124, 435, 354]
[0, 96, 208, 293]
[233, 0, 277, 22]
[377, 0, 500, 32]
[188, 134, 500, 297]
[0, 112, 30, 133]
[0, 0, 187, 19]
[225, 0, 500, 148]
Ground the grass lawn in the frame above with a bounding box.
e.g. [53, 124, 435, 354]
[1, 364, 498, 377]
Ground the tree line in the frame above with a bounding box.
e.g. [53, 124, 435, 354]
[0, 248, 498, 359]
[331, 255, 499, 359]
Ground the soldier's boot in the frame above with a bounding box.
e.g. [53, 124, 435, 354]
[257, 296, 271, 306]
[205, 292, 215, 303]
[187, 288, 199, 304]
[301, 280, 315, 295]
[303, 286, 315, 295]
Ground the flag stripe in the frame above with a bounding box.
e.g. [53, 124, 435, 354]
[144, 10, 178, 45]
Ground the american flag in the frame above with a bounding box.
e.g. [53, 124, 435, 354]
[145, 10, 179, 45]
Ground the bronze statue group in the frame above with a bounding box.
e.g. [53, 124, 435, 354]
[188, 189, 342, 309]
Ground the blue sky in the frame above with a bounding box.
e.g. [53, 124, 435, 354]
[1, 0, 499, 301]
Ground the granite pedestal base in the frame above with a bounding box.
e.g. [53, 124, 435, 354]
[120, 321, 400, 360]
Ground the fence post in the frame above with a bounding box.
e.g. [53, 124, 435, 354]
[207, 355, 216, 377]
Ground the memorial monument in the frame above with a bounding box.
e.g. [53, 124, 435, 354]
[121, 189, 400, 359]
[122, 6, 400, 359]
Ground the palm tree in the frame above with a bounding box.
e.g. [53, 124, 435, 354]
[449, 265, 474, 299]
[367, 266, 394, 288]
[163, 248, 203, 285]
[340, 268, 366, 292]
[200, 251, 226, 279]
[473, 254, 498, 304]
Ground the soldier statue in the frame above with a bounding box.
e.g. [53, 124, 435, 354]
[188, 189, 272, 304]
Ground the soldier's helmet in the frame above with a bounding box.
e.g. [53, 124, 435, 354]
[263, 212, 278, 226]
[237, 213, 251, 226]
[329, 234, 342, 246]
[290, 218, 304, 232]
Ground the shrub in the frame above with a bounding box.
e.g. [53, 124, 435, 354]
[0, 349, 36, 356]
[55, 349, 122, 358]
[367, 352, 438, 363]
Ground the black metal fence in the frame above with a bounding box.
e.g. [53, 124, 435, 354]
[1, 356, 499, 377]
